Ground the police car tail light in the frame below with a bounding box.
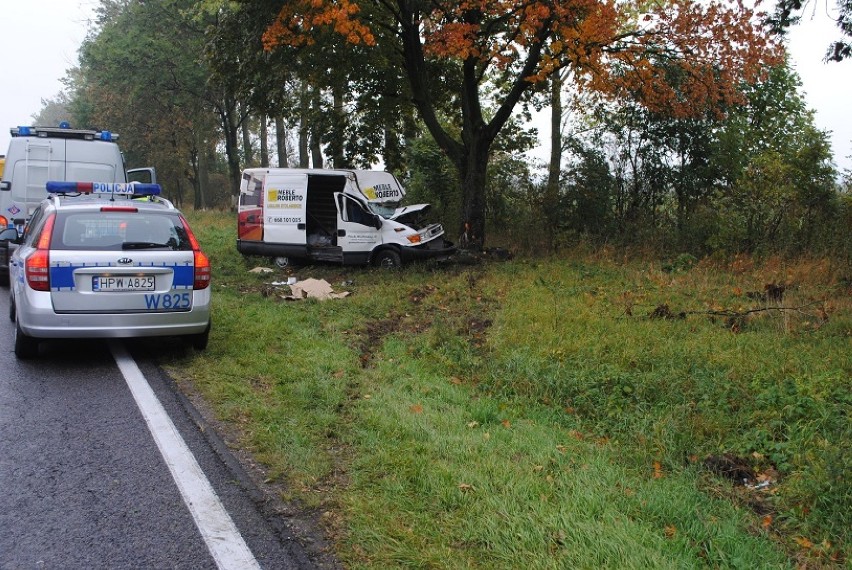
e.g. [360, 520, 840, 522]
[0, 216, 8, 229]
[179, 215, 210, 290]
[26, 214, 56, 292]
[193, 251, 211, 290]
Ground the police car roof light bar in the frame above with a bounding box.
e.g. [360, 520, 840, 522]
[45, 181, 162, 197]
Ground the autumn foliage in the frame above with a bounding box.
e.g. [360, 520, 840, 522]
[263, 0, 783, 119]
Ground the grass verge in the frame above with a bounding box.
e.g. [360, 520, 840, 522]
[163, 211, 850, 568]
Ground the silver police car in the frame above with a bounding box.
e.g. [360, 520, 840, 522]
[8, 182, 211, 358]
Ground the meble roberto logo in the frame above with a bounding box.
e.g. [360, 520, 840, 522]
[365, 183, 401, 200]
[268, 187, 304, 202]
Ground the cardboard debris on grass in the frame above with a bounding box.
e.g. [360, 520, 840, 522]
[287, 278, 350, 300]
[248, 267, 350, 300]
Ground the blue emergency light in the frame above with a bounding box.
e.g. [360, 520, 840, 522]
[46, 181, 162, 196]
[10, 126, 120, 141]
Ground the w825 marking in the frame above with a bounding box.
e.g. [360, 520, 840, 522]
[144, 293, 191, 310]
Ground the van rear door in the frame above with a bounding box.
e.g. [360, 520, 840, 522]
[261, 172, 308, 245]
[10, 138, 66, 204]
[238, 172, 264, 241]
[65, 140, 121, 183]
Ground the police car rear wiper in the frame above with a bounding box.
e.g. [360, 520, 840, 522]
[122, 242, 169, 249]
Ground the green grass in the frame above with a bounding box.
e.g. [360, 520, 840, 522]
[164, 211, 851, 567]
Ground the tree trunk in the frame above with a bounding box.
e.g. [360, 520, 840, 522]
[310, 88, 324, 168]
[241, 106, 253, 167]
[545, 70, 564, 250]
[198, 134, 210, 209]
[310, 135, 324, 169]
[192, 130, 210, 209]
[259, 116, 269, 167]
[275, 117, 288, 167]
[329, 84, 345, 168]
[220, 101, 242, 200]
[458, 139, 490, 249]
[298, 122, 309, 168]
[299, 83, 311, 168]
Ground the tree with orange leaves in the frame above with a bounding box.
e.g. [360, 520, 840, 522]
[263, 0, 783, 247]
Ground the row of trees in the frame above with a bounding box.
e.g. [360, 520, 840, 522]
[36, 0, 851, 257]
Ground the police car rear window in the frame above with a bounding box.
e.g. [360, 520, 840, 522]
[52, 212, 191, 251]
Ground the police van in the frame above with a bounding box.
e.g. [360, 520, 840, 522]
[0, 125, 155, 233]
[237, 168, 455, 268]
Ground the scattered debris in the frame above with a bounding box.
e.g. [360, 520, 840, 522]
[286, 278, 350, 301]
[703, 453, 756, 485]
[648, 304, 685, 320]
[249, 266, 274, 274]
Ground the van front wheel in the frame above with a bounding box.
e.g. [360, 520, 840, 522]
[373, 249, 401, 269]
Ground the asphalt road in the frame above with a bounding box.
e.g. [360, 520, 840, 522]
[0, 292, 316, 569]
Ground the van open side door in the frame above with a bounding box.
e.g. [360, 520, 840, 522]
[336, 192, 381, 264]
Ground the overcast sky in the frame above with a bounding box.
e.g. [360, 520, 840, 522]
[1, 1, 850, 172]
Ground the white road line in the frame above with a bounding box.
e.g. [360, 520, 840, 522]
[110, 340, 261, 570]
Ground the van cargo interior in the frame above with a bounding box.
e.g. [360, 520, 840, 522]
[306, 174, 345, 246]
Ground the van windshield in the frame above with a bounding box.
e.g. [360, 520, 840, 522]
[368, 203, 398, 218]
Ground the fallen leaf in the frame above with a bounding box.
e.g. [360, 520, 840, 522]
[458, 483, 475, 492]
[653, 461, 664, 479]
[501, 419, 512, 429]
[450, 376, 463, 385]
[556, 445, 567, 454]
[794, 536, 813, 550]
[761, 515, 773, 529]
[410, 404, 423, 414]
[467, 421, 479, 428]
[664, 525, 677, 539]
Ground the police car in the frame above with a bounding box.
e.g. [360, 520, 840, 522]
[8, 182, 211, 358]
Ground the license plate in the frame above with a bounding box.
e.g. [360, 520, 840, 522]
[93, 275, 155, 292]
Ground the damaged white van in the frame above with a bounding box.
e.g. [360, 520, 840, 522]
[237, 168, 455, 268]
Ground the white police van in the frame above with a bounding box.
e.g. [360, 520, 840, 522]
[0, 125, 155, 233]
[237, 168, 455, 268]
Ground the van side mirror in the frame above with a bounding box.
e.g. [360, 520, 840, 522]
[0, 181, 10, 191]
[0, 227, 19, 242]
[373, 215, 382, 230]
[127, 167, 157, 184]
